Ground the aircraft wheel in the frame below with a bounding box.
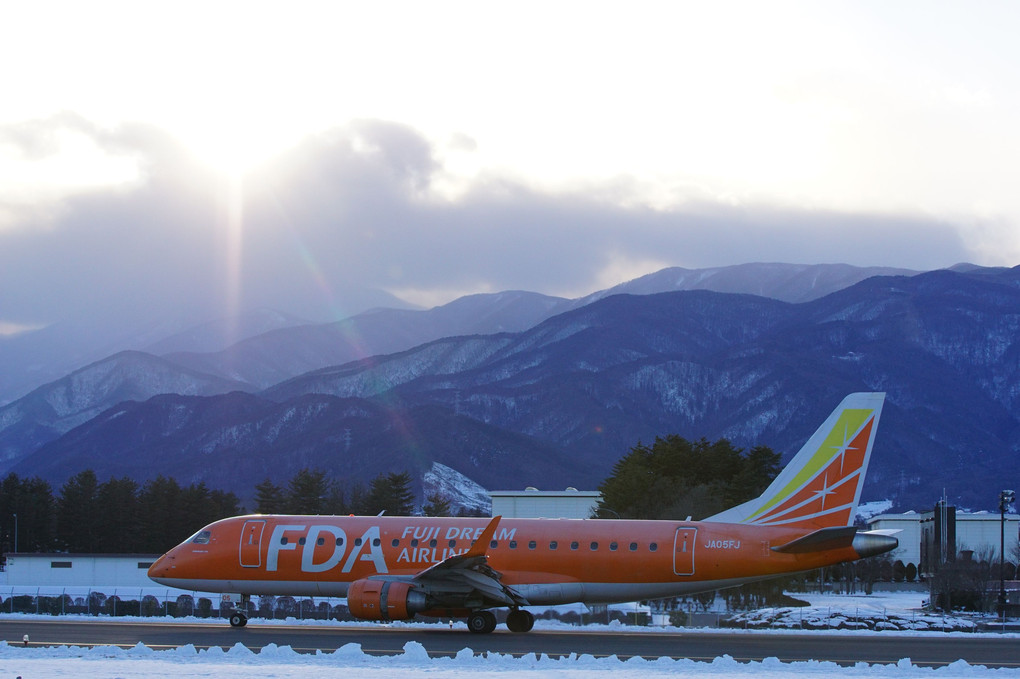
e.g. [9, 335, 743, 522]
[229, 612, 248, 628]
[467, 610, 497, 634]
[506, 608, 534, 633]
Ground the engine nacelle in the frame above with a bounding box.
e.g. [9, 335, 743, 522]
[347, 579, 428, 621]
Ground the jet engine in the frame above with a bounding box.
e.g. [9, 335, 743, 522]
[347, 579, 429, 621]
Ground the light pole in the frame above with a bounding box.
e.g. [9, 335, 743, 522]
[999, 490, 1015, 621]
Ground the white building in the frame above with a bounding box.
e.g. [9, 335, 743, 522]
[1, 553, 161, 589]
[956, 512, 1020, 557]
[864, 512, 923, 566]
[868, 509, 1019, 571]
[489, 488, 602, 519]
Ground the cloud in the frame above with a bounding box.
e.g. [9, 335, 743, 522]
[0, 116, 975, 335]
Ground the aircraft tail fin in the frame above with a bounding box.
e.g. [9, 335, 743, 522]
[706, 392, 885, 529]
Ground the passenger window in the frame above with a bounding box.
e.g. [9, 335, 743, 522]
[570, 541, 579, 550]
[373, 538, 381, 546]
[411, 539, 419, 547]
[191, 530, 211, 545]
[490, 540, 498, 548]
[528, 540, 536, 550]
[650, 542, 658, 552]
[281, 537, 289, 545]
[392, 539, 399, 547]
[335, 537, 344, 546]
[509, 540, 518, 549]
[629, 542, 637, 551]
[298, 537, 306, 545]
[449, 539, 456, 548]
[429, 539, 437, 547]
[610, 542, 618, 551]
[317, 537, 325, 546]
[355, 538, 362, 546]
[549, 541, 558, 550]
[590, 541, 598, 550]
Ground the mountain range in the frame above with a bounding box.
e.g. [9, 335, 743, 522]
[3, 262, 1017, 512]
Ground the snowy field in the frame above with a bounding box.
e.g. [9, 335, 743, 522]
[2, 640, 1016, 679]
[1, 592, 1019, 678]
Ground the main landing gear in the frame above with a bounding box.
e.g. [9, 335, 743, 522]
[505, 608, 535, 633]
[467, 610, 497, 634]
[466, 608, 535, 634]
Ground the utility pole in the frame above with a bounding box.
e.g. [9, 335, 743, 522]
[999, 489, 1015, 622]
[11, 513, 16, 554]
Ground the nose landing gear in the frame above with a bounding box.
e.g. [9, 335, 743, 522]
[229, 594, 250, 627]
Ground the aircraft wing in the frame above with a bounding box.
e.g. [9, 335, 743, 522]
[410, 515, 529, 607]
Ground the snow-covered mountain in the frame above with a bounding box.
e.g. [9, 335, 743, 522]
[162, 291, 570, 390]
[163, 263, 918, 390]
[577, 263, 918, 305]
[0, 351, 252, 470]
[10, 266, 1020, 511]
[422, 462, 493, 515]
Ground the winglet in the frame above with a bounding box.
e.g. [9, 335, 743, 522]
[465, 515, 501, 558]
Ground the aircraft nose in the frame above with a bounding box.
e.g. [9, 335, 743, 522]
[147, 552, 176, 582]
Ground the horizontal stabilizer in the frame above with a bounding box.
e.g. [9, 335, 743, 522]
[771, 526, 858, 554]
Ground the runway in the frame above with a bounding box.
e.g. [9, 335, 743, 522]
[1, 618, 1018, 668]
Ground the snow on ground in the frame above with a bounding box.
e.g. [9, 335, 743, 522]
[725, 591, 983, 633]
[2, 591, 1018, 678]
[0, 640, 1016, 679]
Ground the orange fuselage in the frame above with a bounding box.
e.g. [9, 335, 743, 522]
[149, 514, 863, 604]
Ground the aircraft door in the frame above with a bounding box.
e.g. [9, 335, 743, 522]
[673, 527, 697, 576]
[239, 519, 266, 568]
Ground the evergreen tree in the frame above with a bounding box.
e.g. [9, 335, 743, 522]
[210, 489, 242, 518]
[422, 492, 453, 517]
[95, 477, 140, 552]
[0, 473, 56, 552]
[56, 470, 100, 552]
[284, 469, 330, 515]
[138, 476, 185, 552]
[254, 478, 285, 514]
[596, 436, 780, 520]
[366, 471, 415, 516]
[322, 479, 369, 515]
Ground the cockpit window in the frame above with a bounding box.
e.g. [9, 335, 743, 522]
[191, 530, 212, 544]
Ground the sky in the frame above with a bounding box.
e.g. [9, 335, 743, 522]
[2, 1, 1019, 335]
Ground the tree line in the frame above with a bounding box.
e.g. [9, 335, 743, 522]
[0, 470, 242, 555]
[3, 434, 781, 559]
[597, 435, 782, 520]
[0, 468, 452, 557]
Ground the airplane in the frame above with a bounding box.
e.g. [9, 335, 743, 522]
[148, 392, 897, 634]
